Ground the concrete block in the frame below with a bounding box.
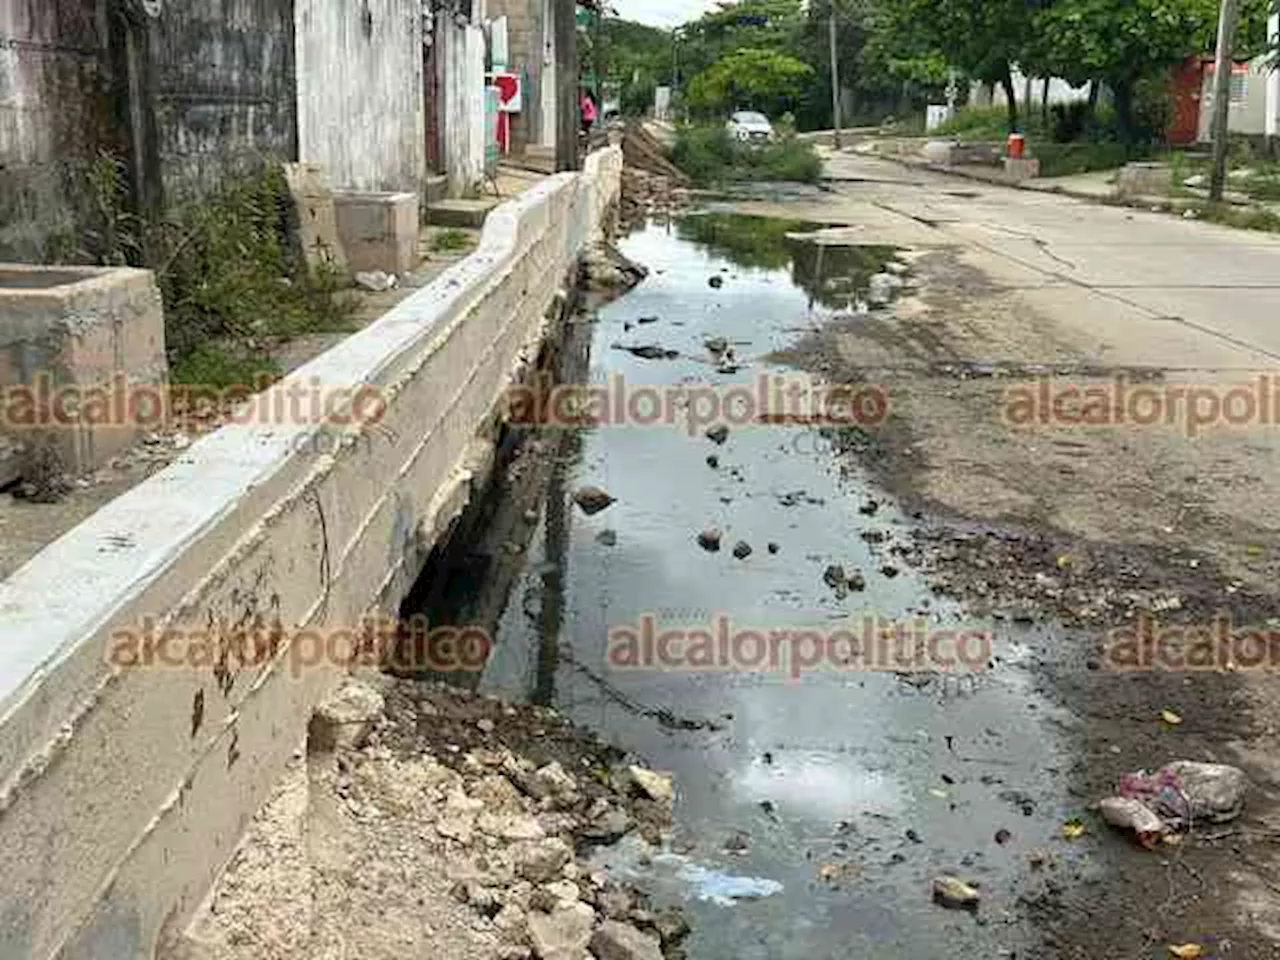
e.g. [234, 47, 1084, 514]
[426, 198, 501, 228]
[333, 191, 420, 276]
[283, 162, 349, 274]
[1003, 157, 1041, 182]
[1115, 162, 1172, 198]
[0, 264, 168, 480]
[423, 174, 449, 205]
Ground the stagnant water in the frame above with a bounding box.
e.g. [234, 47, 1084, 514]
[411, 213, 1084, 958]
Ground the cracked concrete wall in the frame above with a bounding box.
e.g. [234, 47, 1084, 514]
[0, 0, 118, 261]
[145, 0, 299, 204]
[0, 145, 621, 960]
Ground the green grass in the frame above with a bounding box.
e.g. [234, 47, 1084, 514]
[1194, 201, 1280, 233]
[431, 228, 473, 252]
[672, 125, 823, 186]
[170, 343, 281, 389]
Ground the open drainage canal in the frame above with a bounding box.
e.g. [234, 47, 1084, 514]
[406, 213, 1082, 958]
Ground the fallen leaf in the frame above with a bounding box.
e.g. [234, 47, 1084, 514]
[1061, 819, 1086, 840]
[1168, 944, 1204, 958]
[1161, 709, 1183, 726]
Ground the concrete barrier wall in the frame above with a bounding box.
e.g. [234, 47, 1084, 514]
[0, 146, 622, 960]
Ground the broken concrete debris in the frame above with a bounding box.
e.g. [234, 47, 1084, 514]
[309, 678, 386, 752]
[628, 765, 674, 805]
[591, 919, 665, 960]
[216, 679, 694, 960]
[582, 242, 649, 292]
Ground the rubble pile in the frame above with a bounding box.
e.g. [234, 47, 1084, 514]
[620, 169, 689, 230]
[340, 679, 691, 959]
[184, 677, 692, 960]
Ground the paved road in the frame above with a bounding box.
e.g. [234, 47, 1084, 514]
[817, 150, 1280, 369]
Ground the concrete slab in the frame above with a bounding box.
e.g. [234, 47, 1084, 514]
[425, 197, 500, 228]
[0, 263, 168, 480]
[333, 191, 420, 276]
[423, 174, 448, 205]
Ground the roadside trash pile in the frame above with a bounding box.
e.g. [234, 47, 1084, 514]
[1098, 760, 1248, 848]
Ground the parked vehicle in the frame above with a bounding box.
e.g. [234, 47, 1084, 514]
[726, 110, 774, 144]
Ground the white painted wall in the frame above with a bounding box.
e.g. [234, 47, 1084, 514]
[295, 0, 426, 192]
[439, 14, 487, 195]
[1198, 55, 1273, 139]
[971, 70, 1091, 109]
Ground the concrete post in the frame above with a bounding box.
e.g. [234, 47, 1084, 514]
[1267, 13, 1279, 140]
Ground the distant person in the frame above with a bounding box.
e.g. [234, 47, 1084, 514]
[580, 89, 597, 136]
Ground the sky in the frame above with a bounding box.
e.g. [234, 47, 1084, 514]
[609, 0, 721, 29]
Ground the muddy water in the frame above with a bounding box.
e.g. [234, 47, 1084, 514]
[460, 215, 1084, 957]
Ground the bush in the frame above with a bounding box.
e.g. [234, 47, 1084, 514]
[153, 167, 355, 373]
[1035, 142, 1143, 177]
[671, 125, 822, 185]
[50, 157, 356, 387]
[935, 104, 1048, 141]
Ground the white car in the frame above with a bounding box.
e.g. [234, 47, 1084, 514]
[726, 111, 774, 144]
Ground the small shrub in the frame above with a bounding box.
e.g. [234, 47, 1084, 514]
[672, 125, 822, 185]
[430, 228, 473, 252]
[1035, 142, 1140, 177]
[671, 124, 736, 183]
[153, 166, 356, 374]
[171, 343, 280, 390]
[1050, 101, 1091, 143]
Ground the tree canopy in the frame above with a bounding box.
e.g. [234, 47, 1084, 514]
[686, 47, 815, 115]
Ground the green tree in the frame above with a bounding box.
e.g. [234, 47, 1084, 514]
[597, 18, 674, 116]
[1035, 0, 1272, 141]
[686, 47, 815, 115]
[884, 0, 1038, 130]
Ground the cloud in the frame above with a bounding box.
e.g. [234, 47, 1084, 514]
[610, 0, 723, 28]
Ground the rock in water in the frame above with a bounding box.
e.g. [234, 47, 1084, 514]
[932, 875, 980, 911]
[573, 486, 616, 515]
[697, 527, 723, 552]
[705, 424, 730, 445]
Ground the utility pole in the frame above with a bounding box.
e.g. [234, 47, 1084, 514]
[828, 0, 841, 149]
[1208, 0, 1241, 202]
[555, 0, 579, 171]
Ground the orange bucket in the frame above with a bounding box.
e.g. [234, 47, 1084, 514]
[1006, 133, 1026, 159]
